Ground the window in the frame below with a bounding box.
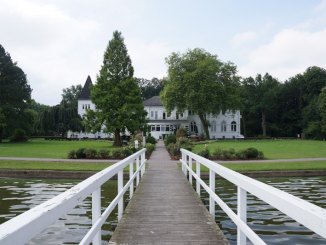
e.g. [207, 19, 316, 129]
[221, 121, 226, 132]
[190, 121, 198, 133]
[151, 125, 155, 132]
[155, 111, 158, 119]
[82, 104, 85, 109]
[176, 113, 179, 120]
[211, 121, 216, 132]
[166, 125, 170, 132]
[163, 112, 166, 119]
[156, 125, 160, 131]
[231, 121, 237, 132]
[151, 111, 154, 118]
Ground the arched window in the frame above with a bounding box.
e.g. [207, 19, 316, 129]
[211, 121, 216, 132]
[190, 121, 198, 133]
[231, 121, 237, 132]
[221, 121, 226, 132]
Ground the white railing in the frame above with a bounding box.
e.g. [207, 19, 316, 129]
[180, 149, 326, 245]
[0, 148, 146, 245]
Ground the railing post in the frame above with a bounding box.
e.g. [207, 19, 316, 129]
[141, 151, 145, 177]
[181, 151, 185, 175]
[118, 170, 123, 221]
[237, 187, 247, 245]
[136, 156, 140, 186]
[188, 157, 193, 185]
[129, 160, 134, 198]
[92, 188, 101, 245]
[196, 160, 200, 196]
[209, 169, 215, 217]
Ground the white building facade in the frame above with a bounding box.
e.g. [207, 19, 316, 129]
[144, 96, 243, 140]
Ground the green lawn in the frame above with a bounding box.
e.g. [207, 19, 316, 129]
[196, 161, 326, 172]
[193, 140, 326, 159]
[0, 139, 115, 158]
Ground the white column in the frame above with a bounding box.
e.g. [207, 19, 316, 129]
[118, 170, 123, 221]
[92, 188, 101, 245]
[196, 161, 201, 196]
[237, 187, 247, 245]
[136, 156, 140, 186]
[189, 157, 193, 185]
[129, 161, 134, 198]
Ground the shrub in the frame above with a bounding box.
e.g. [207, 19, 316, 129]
[145, 143, 155, 158]
[67, 150, 76, 159]
[164, 134, 176, 146]
[76, 148, 86, 159]
[243, 147, 259, 159]
[112, 148, 125, 159]
[146, 134, 156, 145]
[212, 148, 223, 159]
[167, 143, 180, 157]
[122, 147, 133, 157]
[10, 128, 28, 142]
[98, 149, 110, 159]
[177, 137, 192, 151]
[198, 148, 210, 158]
[85, 148, 97, 159]
[176, 128, 187, 138]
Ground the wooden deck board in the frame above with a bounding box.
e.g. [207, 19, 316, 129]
[109, 141, 228, 245]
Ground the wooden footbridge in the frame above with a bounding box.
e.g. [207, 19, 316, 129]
[0, 141, 325, 245]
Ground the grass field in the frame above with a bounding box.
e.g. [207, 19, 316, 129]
[193, 140, 326, 159]
[0, 139, 114, 158]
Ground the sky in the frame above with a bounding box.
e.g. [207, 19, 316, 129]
[1, 0, 326, 106]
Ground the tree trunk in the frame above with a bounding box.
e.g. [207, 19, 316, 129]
[198, 114, 210, 139]
[262, 111, 266, 136]
[114, 129, 122, 146]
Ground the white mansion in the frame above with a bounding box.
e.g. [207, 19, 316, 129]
[69, 76, 243, 140]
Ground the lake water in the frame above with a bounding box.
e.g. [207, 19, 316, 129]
[0, 176, 325, 244]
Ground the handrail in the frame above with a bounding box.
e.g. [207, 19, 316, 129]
[180, 148, 326, 245]
[0, 148, 146, 245]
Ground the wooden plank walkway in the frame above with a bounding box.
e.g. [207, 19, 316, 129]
[109, 141, 228, 245]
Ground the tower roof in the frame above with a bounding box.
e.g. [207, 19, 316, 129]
[79, 75, 93, 100]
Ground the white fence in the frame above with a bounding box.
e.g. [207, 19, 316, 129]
[180, 149, 326, 245]
[0, 148, 146, 245]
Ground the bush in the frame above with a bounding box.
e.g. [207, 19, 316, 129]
[178, 137, 192, 151]
[85, 148, 97, 159]
[112, 148, 125, 159]
[243, 147, 259, 158]
[167, 143, 180, 157]
[10, 128, 28, 142]
[212, 148, 223, 159]
[164, 134, 176, 146]
[98, 149, 110, 159]
[67, 150, 76, 159]
[122, 147, 133, 157]
[76, 148, 86, 159]
[146, 134, 156, 145]
[145, 143, 155, 158]
[176, 128, 187, 138]
[198, 148, 210, 158]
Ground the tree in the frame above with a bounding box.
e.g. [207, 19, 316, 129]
[161, 48, 240, 139]
[319, 87, 326, 137]
[0, 44, 32, 141]
[90, 31, 147, 146]
[137, 77, 164, 100]
[61, 84, 82, 108]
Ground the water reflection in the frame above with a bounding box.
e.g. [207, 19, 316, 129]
[199, 176, 326, 245]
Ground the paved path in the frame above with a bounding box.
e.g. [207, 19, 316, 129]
[109, 141, 228, 245]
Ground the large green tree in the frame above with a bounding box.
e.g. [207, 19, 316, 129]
[90, 31, 147, 146]
[61, 84, 82, 108]
[161, 48, 240, 139]
[137, 77, 164, 100]
[0, 44, 32, 141]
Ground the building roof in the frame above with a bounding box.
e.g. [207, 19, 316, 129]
[143, 96, 163, 106]
[79, 75, 93, 100]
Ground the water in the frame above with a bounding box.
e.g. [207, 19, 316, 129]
[199, 176, 326, 245]
[0, 177, 325, 244]
[0, 178, 122, 244]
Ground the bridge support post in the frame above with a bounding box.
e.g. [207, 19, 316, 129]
[136, 156, 140, 186]
[196, 161, 200, 196]
[129, 161, 134, 198]
[92, 188, 101, 245]
[209, 169, 215, 217]
[141, 152, 145, 177]
[237, 187, 247, 245]
[118, 170, 123, 221]
[189, 157, 193, 185]
[181, 152, 185, 175]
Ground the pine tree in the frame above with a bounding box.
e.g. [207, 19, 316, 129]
[91, 31, 146, 146]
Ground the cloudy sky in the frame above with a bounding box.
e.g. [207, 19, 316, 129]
[1, 0, 326, 105]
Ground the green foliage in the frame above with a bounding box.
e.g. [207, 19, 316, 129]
[10, 128, 28, 142]
[111, 148, 125, 158]
[67, 150, 76, 159]
[319, 87, 326, 136]
[61, 84, 82, 108]
[164, 134, 176, 146]
[84, 148, 97, 159]
[145, 143, 155, 158]
[76, 148, 87, 159]
[146, 134, 156, 145]
[137, 77, 164, 100]
[0, 44, 32, 140]
[98, 149, 110, 159]
[198, 148, 210, 158]
[90, 31, 147, 146]
[161, 48, 240, 139]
